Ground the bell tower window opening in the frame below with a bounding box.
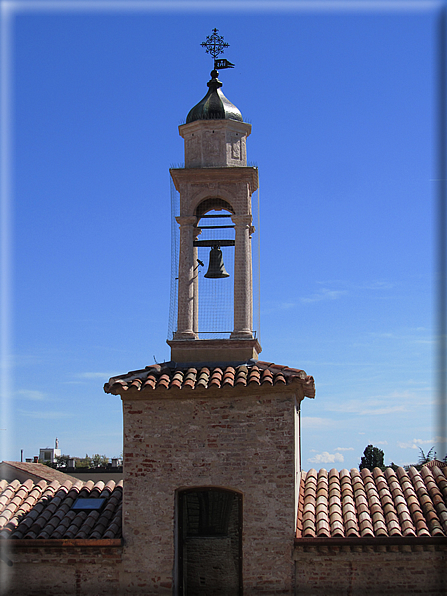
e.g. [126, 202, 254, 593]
[194, 199, 235, 339]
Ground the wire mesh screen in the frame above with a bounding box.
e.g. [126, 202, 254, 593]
[168, 177, 179, 340]
[168, 177, 260, 342]
[253, 186, 260, 345]
[196, 212, 235, 338]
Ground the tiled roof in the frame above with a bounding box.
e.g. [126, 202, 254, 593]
[296, 465, 447, 539]
[0, 477, 122, 540]
[1, 461, 80, 485]
[104, 360, 315, 397]
[425, 459, 447, 469]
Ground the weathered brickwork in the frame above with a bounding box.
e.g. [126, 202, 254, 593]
[121, 388, 301, 594]
[294, 543, 447, 596]
[3, 545, 122, 596]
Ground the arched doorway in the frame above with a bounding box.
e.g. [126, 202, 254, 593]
[177, 487, 243, 595]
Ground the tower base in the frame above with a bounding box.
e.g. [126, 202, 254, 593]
[167, 338, 262, 364]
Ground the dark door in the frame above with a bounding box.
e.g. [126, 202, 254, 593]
[178, 488, 242, 595]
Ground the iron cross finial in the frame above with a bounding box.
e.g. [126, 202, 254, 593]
[201, 28, 229, 62]
[200, 29, 235, 72]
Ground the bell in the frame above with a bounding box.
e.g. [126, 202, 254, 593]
[204, 245, 230, 279]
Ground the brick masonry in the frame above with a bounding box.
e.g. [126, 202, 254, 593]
[2, 545, 123, 596]
[120, 387, 302, 594]
[293, 543, 447, 596]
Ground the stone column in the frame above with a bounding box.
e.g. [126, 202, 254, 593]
[249, 223, 255, 338]
[231, 214, 253, 338]
[193, 226, 201, 336]
[174, 215, 198, 339]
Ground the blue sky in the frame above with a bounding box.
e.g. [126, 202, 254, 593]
[1, 1, 443, 471]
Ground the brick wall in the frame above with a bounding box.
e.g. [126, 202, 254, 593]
[294, 542, 447, 596]
[121, 387, 301, 594]
[2, 544, 122, 596]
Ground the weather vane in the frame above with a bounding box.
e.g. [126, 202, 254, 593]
[201, 28, 234, 71]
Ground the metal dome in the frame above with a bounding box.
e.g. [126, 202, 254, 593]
[186, 70, 243, 124]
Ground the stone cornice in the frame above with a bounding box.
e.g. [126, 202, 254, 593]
[170, 166, 258, 193]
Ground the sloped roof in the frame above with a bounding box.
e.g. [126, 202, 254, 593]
[0, 461, 79, 485]
[3, 464, 446, 544]
[296, 465, 447, 539]
[104, 360, 315, 397]
[0, 477, 122, 540]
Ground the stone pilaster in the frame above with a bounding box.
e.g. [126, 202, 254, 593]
[193, 226, 201, 335]
[231, 214, 253, 338]
[174, 215, 198, 339]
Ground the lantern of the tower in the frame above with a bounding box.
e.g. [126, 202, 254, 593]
[168, 61, 261, 364]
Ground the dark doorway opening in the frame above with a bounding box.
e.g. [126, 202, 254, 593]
[177, 487, 242, 595]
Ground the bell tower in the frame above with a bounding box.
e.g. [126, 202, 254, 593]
[104, 30, 316, 595]
[167, 31, 261, 364]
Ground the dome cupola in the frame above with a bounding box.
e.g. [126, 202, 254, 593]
[186, 69, 243, 124]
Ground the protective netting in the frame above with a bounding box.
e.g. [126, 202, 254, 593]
[168, 177, 260, 341]
[196, 212, 235, 338]
[168, 176, 180, 339]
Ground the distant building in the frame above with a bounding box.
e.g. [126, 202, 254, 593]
[38, 438, 61, 464]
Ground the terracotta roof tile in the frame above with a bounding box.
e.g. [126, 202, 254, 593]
[420, 466, 447, 533]
[296, 465, 447, 540]
[408, 466, 445, 536]
[315, 470, 330, 537]
[351, 469, 374, 537]
[396, 467, 430, 536]
[0, 477, 122, 540]
[104, 360, 315, 397]
[328, 469, 344, 537]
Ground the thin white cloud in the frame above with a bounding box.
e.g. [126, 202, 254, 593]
[260, 301, 296, 315]
[335, 447, 354, 451]
[398, 438, 434, 450]
[16, 389, 47, 401]
[327, 402, 406, 416]
[314, 279, 394, 292]
[363, 406, 407, 415]
[308, 451, 344, 465]
[18, 409, 73, 420]
[76, 372, 113, 379]
[326, 391, 417, 416]
[369, 329, 433, 345]
[300, 279, 394, 302]
[300, 288, 347, 304]
[301, 416, 336, 429]
[369, 332, 395, 338]
[64, 372, 115, 384]
[358, 280, 394, 290]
